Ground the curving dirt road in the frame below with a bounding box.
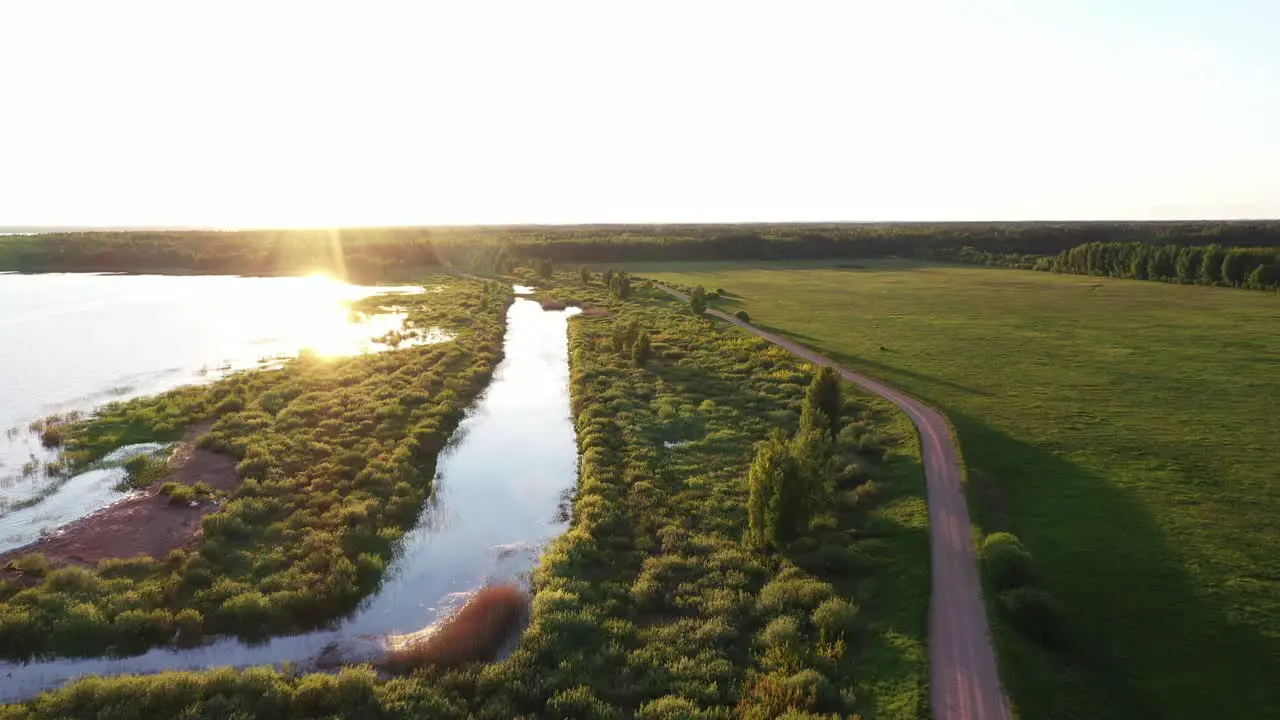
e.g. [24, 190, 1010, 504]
[658, 286, 1011, 720]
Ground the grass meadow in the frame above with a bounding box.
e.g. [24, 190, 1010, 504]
[633, 259, 1280, 720]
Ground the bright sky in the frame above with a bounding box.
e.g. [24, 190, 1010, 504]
[2, 0, 1278, 226]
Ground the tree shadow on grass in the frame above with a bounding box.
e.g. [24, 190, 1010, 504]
[952, 409, 1280, 720]
[811, 344, 995, 399]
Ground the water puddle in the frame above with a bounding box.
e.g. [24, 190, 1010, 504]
[0, 296, 581, 701]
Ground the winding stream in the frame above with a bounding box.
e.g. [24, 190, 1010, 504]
[0, 295, 580, 702]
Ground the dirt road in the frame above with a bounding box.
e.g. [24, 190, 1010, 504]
[658, 286, 1011, 720]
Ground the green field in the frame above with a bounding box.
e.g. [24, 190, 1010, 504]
[633, 260, 1280, 719]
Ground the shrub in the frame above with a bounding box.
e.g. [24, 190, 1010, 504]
[811, 597, 860, 641]
[984, 543, 1036, 591]
[980, 531, 1024, 557]
[999, 587, 1064, 648]
[784, 669, 838, 712]
[40, 425, 67, 448]
[545, 686, 615, 720]
[637, 696, 701, 720]
[758, 577, 835, 618]
[174, 608, 204, 646]
[735, 310, 751, 323]
[759, 616, 802, 649]
[9, 553, 50, 577]
[167, 484, 196, 505]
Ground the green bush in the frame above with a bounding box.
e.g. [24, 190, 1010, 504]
[9, 553, 50, 576]
[999, 587, 1064, 648]
[980, 531, 1024, 557]
[811, 597, 860, 640]
[167, 484, 196, 505]
[546, 686, 616, 719]
[759, 615, 802, 649]
[984, 542, 1037, 591]
[174, 608, 204, 646]
[637, 695, 701, 720]
[735, 310, 751, 323]
[758, 577, 835, 618]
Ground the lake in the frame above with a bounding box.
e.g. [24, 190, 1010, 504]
[0, 273, 424, 541]
[0, 281, 580, 700]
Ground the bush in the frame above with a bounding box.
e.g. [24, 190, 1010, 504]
[759, 616, 802, 649]
[758, 577, 835, 618]
[811, 597, 860, 640]
[637, 696, 701, 720]
[980, 531, 1024, 557]
[167, 484, 196, 505]
[984, 542, 1036, 591]
[735, 310, 751, 323]
[9, 553, 50, 577]
[174, 608, 204, 646]
[545, 686, 616, 720]
[999, 587, 1064, 647]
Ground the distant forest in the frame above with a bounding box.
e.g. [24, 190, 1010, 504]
[2, 222, 1278, 283]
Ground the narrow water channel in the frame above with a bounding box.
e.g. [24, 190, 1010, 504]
[0, 296, 580, 702]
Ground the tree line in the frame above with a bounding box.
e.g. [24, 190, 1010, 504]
[941, 242, 1279, 291]
[6, 221, 1280, 277]
[1049, 242, 1278, 290]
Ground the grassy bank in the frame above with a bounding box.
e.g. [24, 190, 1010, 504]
[0, 277, 511, 658]
[635, 259, 1280, 719]
[1, 272, 930, 718]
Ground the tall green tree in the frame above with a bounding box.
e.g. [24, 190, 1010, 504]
[632, 331, 651, 367]
[689, 285, 708, 315]
[747, 431, 806, 549]
[1222, 251, 1248, 286]
[579, 266, 591, 284]
[1202, 244, 1226, 283]
[805, 366, 842, 440]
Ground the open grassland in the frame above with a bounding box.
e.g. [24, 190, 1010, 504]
[634, 260, 1280, 720]
[1, 274, 930, 718]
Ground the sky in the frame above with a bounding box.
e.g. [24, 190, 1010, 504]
[2, 0, 1278, 226]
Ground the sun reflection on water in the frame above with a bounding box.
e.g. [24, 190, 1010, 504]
[268, 274, 432, 359]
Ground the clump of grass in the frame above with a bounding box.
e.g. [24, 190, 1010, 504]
[118, 452, 169, 491]
[381, 584, 528, 671]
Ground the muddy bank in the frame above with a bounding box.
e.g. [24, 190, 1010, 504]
[0, 423, 238, 572]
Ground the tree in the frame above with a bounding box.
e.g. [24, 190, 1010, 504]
[538, 257, 554, 279]
[632, 331, 651, 367]
[602, 268, 616, 287]
[1175, 247, 1203, 283]
[1249, 262, 1277, 289]
[804, 366, 842, 440]
[1222, 251, 1247, 286]
[791, 404, 832, 510]
[610, 272, 632, 300]
[689, 285, 707, 315]
[579, 266, 591, 284]
[1202, 244, 1225, 283]
[747, 431, 804, 549]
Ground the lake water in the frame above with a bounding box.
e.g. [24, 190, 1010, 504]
[0, 273, 427, 540]
[0, 292, 579, 701]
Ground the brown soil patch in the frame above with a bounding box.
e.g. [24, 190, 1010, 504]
[0, 421, 239, 570]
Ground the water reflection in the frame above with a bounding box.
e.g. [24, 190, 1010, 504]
[0, 296, 580, 701]
[0, 273, 433, 516]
